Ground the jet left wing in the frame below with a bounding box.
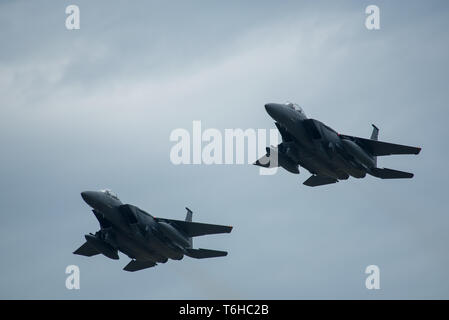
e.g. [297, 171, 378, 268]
[185, 248, 228, 259]
[303, 175, 338, 187]
[123, 260, 157, 272]
[154, 218, 233, 237]
[340, 135, 421, 156]
[370, 167, 414, 179]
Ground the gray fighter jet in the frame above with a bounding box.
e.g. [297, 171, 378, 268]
[255, 102, 421, 187]
[74, 190, 232, 271]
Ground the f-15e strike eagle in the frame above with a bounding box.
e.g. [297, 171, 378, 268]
[74, 190, 232, 271]
[255, 102, 421, 187]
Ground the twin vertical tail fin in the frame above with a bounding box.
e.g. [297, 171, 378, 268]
[370, 124, 379, 141]
[367, 124, 415, 179]
[181, 207, 230, 258]
[185, 207, 193, 247]
[370, 124, 379, 167]
[185, 207, 193, 222]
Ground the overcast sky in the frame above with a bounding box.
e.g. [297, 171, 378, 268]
[1, 0, 448, 299]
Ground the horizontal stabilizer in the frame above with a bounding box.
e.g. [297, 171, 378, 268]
[155, 218, 233, 237]
[185, 248, 228, 259]
[73, 242, 100, 257]
[370, 167, 414, 179]
[340, 135, 421, 156]
[303, 175, 338, 187]
[123, 260, 157, 272]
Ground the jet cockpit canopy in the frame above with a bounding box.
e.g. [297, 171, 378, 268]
[286, 102, 306, 117]
[100, 189, 120, 200]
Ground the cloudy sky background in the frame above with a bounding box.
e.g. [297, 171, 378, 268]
[0, 0, 448, 299]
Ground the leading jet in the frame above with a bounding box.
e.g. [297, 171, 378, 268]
[74, 189, 233, 271]
[254, 102, 421, 187]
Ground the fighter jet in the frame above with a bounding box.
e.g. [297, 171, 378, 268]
[254, 102, 421, 187]
[74, 189, 233, 271]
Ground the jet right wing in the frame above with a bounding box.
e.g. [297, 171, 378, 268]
[73, 241, 100, 257]
[123, 260, 157, 272]
[154, 218, 233, 237]
[340, 135, 421, 156]
[303, 175, 338, 187]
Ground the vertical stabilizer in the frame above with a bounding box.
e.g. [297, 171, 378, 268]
[185, 207, 193, 247]
[185, 207, 193, 222]
[370, 124, 379, 141]
[370, 124, 379, 167]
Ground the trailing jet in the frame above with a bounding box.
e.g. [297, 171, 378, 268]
[255, 102, 421, 187]
[74, 190, 232, 271]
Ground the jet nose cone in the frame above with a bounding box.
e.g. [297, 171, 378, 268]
[81, 191, 97, 207]
[81, 191, 90, 201]
[264, 103, 274, 113]
[264, 103, 285, 122]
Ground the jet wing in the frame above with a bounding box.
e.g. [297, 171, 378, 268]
[123, 260, 157, 272]
[370, 167, 414, 179]
[185, 248, 228, 259]
[155, 218, 233, 237]
[340, 135, 421, 156]
[303, 175, 338, 187]
[73, 241, 100, 257]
